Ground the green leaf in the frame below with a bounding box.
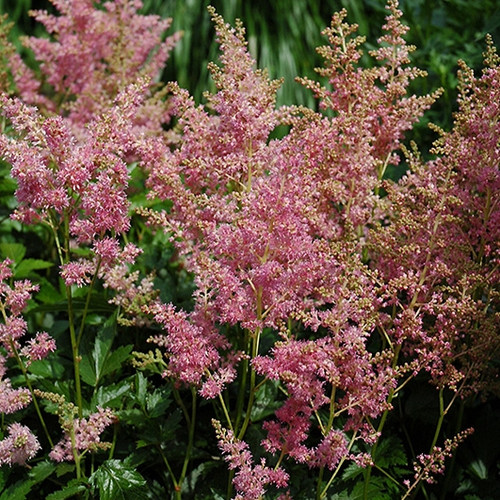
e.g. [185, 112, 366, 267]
[29, 357, 66, 379]
[35, 278, 64, 304]
[0, 478, 32, 500]
[342, 462, 365, 481]
[101, 345, 133, 379]
[208, 489, 225, 500]
[45, 479, 88, 500]
[134, 372, 148, 408]
[0, 242, 26, 263]
[373, 436, 408, 468]
[14, 258, 53, 278]
[80, 314, 130, 386]
[350, 477, 393, 500]
[91, 379, 133, 408]
[89, 460, 147, 500]
[28, 460, 57, 483]
[250, 379, 281, 421]
[468, 459, 488, 480]
[146, 386, 172, 418]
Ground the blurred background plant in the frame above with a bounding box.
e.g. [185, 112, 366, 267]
[2, 0, 499, 137]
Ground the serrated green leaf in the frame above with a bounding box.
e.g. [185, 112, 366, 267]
[100, 344, 133, 379]
[45, 479, 88, 500]
[350, 476, 393, 500]
[91, 379, 132, 408]
[468, 459, 488, 480]
[118, 408, 144, 426]
[146, 386, 172, 418]
[342, 462, 365, 481]
[134, 372, 148, 408]
[373, 436, 408, 468]
[0, 477, 32, 500]
[80, 314, 121, 386]
[208, 489, 225, 500]
[55, 463, 76, 478]
[89, 460, 147, 500]
[28, 460, 57, 483]
[28, 357, 65, 379]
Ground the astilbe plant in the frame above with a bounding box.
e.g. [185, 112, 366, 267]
[0, 0, 498, 498]
[0, 0, 178, 496]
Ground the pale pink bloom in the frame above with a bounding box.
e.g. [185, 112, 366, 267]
[60, 260, 95, 287]
[21, 0, 180, 134]
[0, 379, 31, 414]
[50, 407, 116, 462]
[213, 419, 289, 499]
[0, 423, 40, 466]
[20, 332, 57, 366]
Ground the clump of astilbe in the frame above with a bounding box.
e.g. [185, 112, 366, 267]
[34, 390, 115, 469]
[12, 0, 179, 135]
[369, 36, 500, 398]
[137, 2, 440, 497]
[139, 5, 288, 396]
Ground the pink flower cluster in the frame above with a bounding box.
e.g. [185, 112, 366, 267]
[50, 406, 116, 462]
[0, 259, 56, 363]
[0, 423, 40, 466]
[213, 419, 289, 500]
[136, 0, 499, 494]
[0, 0, 497, 495]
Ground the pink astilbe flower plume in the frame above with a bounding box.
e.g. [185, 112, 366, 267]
[49, 406, 116, 462]
[286, 0, 441, 234]
[0, 81, 151, 285]
[138, 0, 441, 484]
[144, 301, 241, 398]
[0, 423, 41, 466]
[370, 35, 500, 396]
[213, 419, 289, 499]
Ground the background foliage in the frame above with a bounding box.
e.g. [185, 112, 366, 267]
[2, 0, 500, 123]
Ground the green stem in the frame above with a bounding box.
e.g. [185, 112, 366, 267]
[76, 258, 102, 348]
[234, 329, 250, 434]
[316, 467, 325, 500]
[69, 426, 82, 480]
[363, 343, 402, 499]
[236, 327, 261, 441]
[178, 387, 197, 488]
[158, 445, 180, 497]
[430, 387, 446, 451]
[66, 285, 83, 418]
